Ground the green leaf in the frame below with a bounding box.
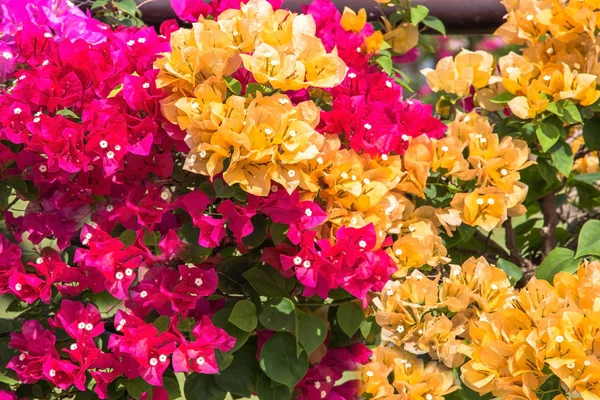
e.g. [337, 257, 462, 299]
[259, 333, 308, 389]
[90, 291, 122, 317]
[214, 344, 258, 397]
[152, 316, 171, 333]
[163, 376, 182, 400]
[496, 258, 523, 285]
[91, 0, 109, 8]
[270, 222, 289, 245]
[375, 56, 393, 75]
[297, 314, 327, 355]
[490, 92, 516, 104]
[115, 0, 137, 16]
[256, 374, 293, 400]
[575, 220, 600, 259]
[536, 248, 579, 282]
[259, 298, 296, 332]
[572, 172, 600, 185]
[560, 101, 582, 124]
[56, 109, 79, 119]
[336, 302, 363, 338]
[184, 374, 226, 400]
[410, 5, 429, 25]
[536, 122, 561, 152]
[212, 308, 249, 352]
[422, 15, 446, 36]
[224, 76, 242, 96]
[228, 300, 257, 332]
[213, 179, 234, 198]
[549, 141, 573, 177]
[583, 118, 600, 150]
[243, 265, 289, 297]
[126, 377, 152, 399]
[119, 229, 137, 247]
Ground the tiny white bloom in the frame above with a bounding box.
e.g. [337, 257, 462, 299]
[114, 144, 121, 151]
[137, 38, 146, 43]
[366, 371, 374, 377]
[314, 382, 321, 389]
[15, 283, 22, 291]
[70, 343, 78, 350]
[381, 154, 388, 161]
[106, 205, 114, 212]
[293, 256, 303, 266]
[265, 128, 272, 135]
[287, 170, 296, 178]
[359, 240, 367, 248]
[487, 198, 495, 205]
[195, 278, 203, 286]
[150, 358, 158, 366]
[125, 268, 133, 277]
[85, 323, 93, 331]
[476, 198, 485, 205]
[395, 249, 403, 256]
[13, 108, 22, 115]
[106, 151, 115, 159]
[305, 208, 313, 217]
[348, 72, 356, 79]
[526, 14, 534, 21]
[115, 271, 124, 280]
[159, 354, 167, 363]
[142, 82, 150, 89]
[441, 146, 449, 152]
[363, 123, 372, 130]
[197, 357, 205, 365]
[385, 80, 392, 88]
[303, 260, 311, 268]
[49, 369, 56, 377]
[556, 335, 564, 343]
[99, 140, 108, 149]
[44, 32, 52, 38]
[140, 290, 148, 298]
[2, 51, 13, 59]
[78, 322, 86, 330]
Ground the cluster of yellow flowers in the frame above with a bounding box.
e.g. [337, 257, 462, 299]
[422, 0, 600, 119]
[363, 257, 600, 400]
[154, 0, 532, 279]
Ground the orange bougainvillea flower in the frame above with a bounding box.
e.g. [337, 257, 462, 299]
[421, 49, 495, 97]
[340, 7, 367, 33]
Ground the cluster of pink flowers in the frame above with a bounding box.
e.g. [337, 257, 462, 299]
[0, 0, 107, 81]
[301, 0, 445, 155]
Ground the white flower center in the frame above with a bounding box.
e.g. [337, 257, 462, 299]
[303, 260, 311, 268]
[293, 256, 302, 266]
[195, 278, 203, 286]
[115, 271, 124, 280]
[49, 369, 56, 377]
[159, 354, 167, 362]
[70, 343, 78, 350]
[150, 358, 158, 366]
[359, 240, 367, 248]
[125, 268, 133, 277]
[140, 291, 148, 298]
[15, 283, 22, 291]
[197, 357, 205, 365]
[305, 209, 313, 217]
